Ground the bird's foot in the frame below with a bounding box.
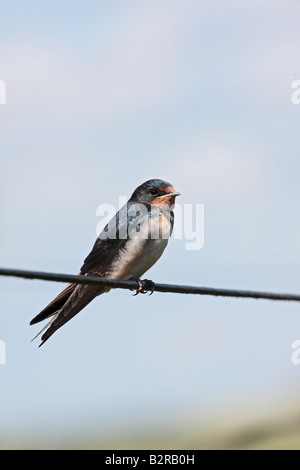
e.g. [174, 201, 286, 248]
[129, 277, 155, 296]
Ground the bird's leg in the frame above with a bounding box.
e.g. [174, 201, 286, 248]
[142, 279, 155, 295]
[129, 277, 155, 296]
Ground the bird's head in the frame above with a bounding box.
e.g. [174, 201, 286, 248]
[129, 179, 180, 209]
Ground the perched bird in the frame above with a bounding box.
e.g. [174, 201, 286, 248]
[30, 179, 180, 346]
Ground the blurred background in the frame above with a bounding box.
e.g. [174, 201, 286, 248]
[1, 0, 300, 450]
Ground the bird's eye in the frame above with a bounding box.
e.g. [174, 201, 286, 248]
[150, 189, 158, 195]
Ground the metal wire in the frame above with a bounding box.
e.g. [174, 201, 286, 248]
[0, 266, 300, 302]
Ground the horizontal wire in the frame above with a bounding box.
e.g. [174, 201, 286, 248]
[0, 266, 300, 302]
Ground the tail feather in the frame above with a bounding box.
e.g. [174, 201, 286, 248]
[38, 284, 105, 346]
[31, 279, 107, 346]
[30, 271, 110, 346]
[30, 283, 76, 325]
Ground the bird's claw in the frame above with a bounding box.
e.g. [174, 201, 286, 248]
[129, 277, 155, 296]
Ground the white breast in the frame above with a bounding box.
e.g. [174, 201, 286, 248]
[107, 208, 172, 280]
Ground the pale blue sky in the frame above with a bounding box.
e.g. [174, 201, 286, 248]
[0, 0, 300, 447]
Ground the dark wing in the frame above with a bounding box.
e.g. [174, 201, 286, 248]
[30, 206, 131, 346]
[80, 203, 130, 273]
[80, 237, 126, 274]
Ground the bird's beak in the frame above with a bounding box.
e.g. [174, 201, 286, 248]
[157, 191, 181, 199]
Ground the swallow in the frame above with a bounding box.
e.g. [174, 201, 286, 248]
[30, 179, 180, 346]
